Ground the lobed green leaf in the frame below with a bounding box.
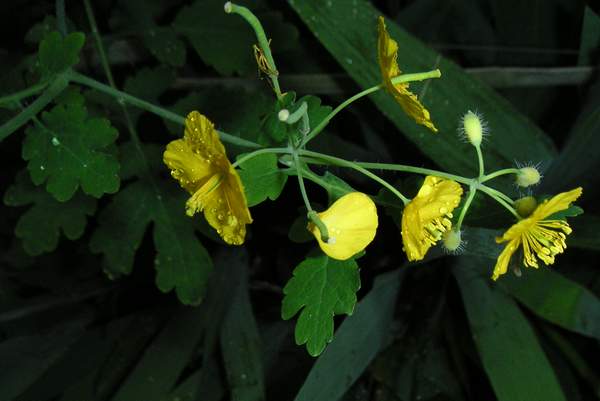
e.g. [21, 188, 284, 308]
[282, 254, 361, 356]
[22, 97, 120, 201]
[90, 180, 212, 305]
[294, 269, 402, 401]
[238, 153, 287, 207]
[4, 171, 96, 256]
[38, 31, 85, 80]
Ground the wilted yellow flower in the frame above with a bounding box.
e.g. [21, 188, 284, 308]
[401, 176, 463, 261]
[163, 111, 252, 245]
[377, 16, 437, 132]
[493, 187, 582, 280]
[309, 192, 378, 260]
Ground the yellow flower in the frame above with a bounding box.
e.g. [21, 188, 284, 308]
[309, 192, 378, 260]
[401, 176, 463, 261]
[163, 111, 252, 245]
[492, 187, 582, 280]
[377, 16, 437, 133]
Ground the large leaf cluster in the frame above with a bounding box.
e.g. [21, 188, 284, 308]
[1, 1, 600, 401]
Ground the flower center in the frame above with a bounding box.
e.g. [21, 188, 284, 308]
[185, 173, 224, 216]
[521, 220, 571, 268]
[422, 213, 453, 247]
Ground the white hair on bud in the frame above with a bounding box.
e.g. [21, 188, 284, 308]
[458, 110, 488, 148]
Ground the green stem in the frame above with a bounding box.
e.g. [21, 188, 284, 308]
[0, 81, 49, 106]
[0, 75, 68, 142]
[84, 0, 140, 148]
[479, 184, 514, 205]
[84, 0, 116, 88]
[293, 152, 313, 213]
[225, 2, 282, 99]
[478, 185, 520, 218]
[282, 102, 307, 124]
[481, 168, 520, 183]
[300, 151, 520, 219]
[475, 145, 484, 178]
[292, 151, 329, 241]
[231, 147, 289, 168]
[299, 150, 410, 205]
[301, 85, 380, 146]
[300, 168, 332, 190]
[56, 0, 67, 35]
[301, 69, 441, 147]
[68, 71, 261, 148]
[391, 69, 442, 85]
[335, 159, 472, 185]
[455, 184, 477, 230]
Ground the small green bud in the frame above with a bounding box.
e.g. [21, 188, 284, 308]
[461, 110, 485, 147]
[443, 229, 463, 253]
[278, 109, 290, 122]
[516, 167, 541, 187]
[515, 196, 538, 217]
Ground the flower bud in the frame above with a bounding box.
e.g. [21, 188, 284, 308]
[278, 109, 290, 122]
[443, 229, 463, 253]
[461, 111, 485, 147]
[308, 192, 378, 260]
[515, 196, 538, 218]
[516, 167, 541, 187]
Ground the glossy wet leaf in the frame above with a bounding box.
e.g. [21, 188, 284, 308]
[90, 180, 212, 305]
[22, 97, 120, 201]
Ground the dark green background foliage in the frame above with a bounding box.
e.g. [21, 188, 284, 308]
[1, 0, 600, 400]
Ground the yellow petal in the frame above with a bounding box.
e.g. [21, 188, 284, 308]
[164, 111, 253, 245]
[184, 111, 226, 158]
[310, 192, 378, 260]
[163, 138, 215, 193]
[401, 201, 425, 261]
[401, 176, 463, 261]
[492, 238, 520, 280]
[185, 173, 224, 217]
[204, 177, 253, 245]
[492, 187, 583, 280]
[377, 16, 437, 133]
[531, 187, 582, 220]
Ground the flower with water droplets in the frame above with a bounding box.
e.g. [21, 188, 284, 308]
[308, 192, 378, 260]
[163, 111, 252, 245]
[492, 187, 582, 280]
[401, 176, 463, 261]
[377, 16, 437, 132]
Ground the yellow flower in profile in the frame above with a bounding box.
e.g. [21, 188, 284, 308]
[401, 176, 463, 261]
[493, 187, 582, 280]
[163, 111, 252, 245]
[377, 16, 437, 133]
[308, 192, 378, 260]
